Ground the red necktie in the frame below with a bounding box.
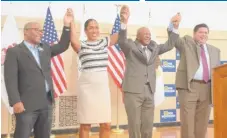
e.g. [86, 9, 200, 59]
[200, 45, 209, 82]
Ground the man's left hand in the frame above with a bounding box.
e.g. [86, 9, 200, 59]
[171, 13, 181, 29]
[64, 8, 74, 27]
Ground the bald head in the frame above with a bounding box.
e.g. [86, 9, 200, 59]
[136, 27, 151, 46]
[23, 21, 43, 45]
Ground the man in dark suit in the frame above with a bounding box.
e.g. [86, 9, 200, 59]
[4, 8, 74, 138]
[118, 6, 181, 138]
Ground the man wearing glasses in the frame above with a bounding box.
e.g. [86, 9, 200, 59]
[4, 8, 74, 138]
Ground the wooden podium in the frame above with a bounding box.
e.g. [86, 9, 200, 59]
[213, 64, 227, 138]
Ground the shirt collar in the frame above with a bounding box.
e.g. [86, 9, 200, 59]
[24, 41, 38, 50]
[141, 45, 147, 49]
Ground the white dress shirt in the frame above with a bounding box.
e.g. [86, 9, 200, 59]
[167, 23, 211, 80]
[193, 44, 211, 80]
[142, 46, 151, 61]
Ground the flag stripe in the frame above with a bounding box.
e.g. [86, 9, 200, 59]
[41, 7, 67, 97]
[107, 67, 122, 88]
[109, 46, 124, 71]
[51, 68, 61, 96]
[51, 58, 64, 93]
[108, 49, 124, 77]
[111, 46, 124, 64]
[108, 56, 123, 79]
[52, 56, 67, 88]
[107, 14, 125, 91]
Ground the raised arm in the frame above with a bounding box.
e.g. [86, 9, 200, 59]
[108, 5, 130, 47]
[115, 5, 132, 56]
[70, 21, 81, 53]
[158, 13, 181, 55]
[50, 8, 73, 57]
[166, 13, 185, 53]
[118, 26, 132, 56]
[50, 26, 71, 57]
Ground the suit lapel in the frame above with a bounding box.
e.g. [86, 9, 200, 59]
[196, 45, 201, 62]
[206, 44, 214, 69]
[38, 45, 45, 71]
[184, 37, 200, 82]
[20, 42, 42, 70]
[189, 38, 200, 64]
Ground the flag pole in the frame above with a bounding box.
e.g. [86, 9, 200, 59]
[111, 4, 124, 134]
[6, 113, 12, 138]
[6, 2, 13, 138]
[48, 3, 55, 138]
[111, 86, 124, 134]
[148, 6, 157, 131]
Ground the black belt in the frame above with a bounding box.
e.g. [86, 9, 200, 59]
[191, 79, 211, 84]
[145, 82, 149, 85]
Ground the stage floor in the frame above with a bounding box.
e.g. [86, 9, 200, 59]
[54, 125, 214, 138]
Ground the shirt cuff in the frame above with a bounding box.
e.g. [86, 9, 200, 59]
[172, 28, 179, 34]
[121, 23, 127, 30]
[167, 22, 179, 34]
[64, 26, 70, 31]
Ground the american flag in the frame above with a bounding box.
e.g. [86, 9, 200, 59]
[107, 14, 126, 89]
[41, 7, 67, 98]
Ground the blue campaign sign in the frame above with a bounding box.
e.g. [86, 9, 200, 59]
[164, 84, 176, 97]
[221, 61, 227, 65]
[160, 109, 177, 123]
[162, 60, 176, 72]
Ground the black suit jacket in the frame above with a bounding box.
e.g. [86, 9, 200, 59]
[4, 26, 70, 112]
